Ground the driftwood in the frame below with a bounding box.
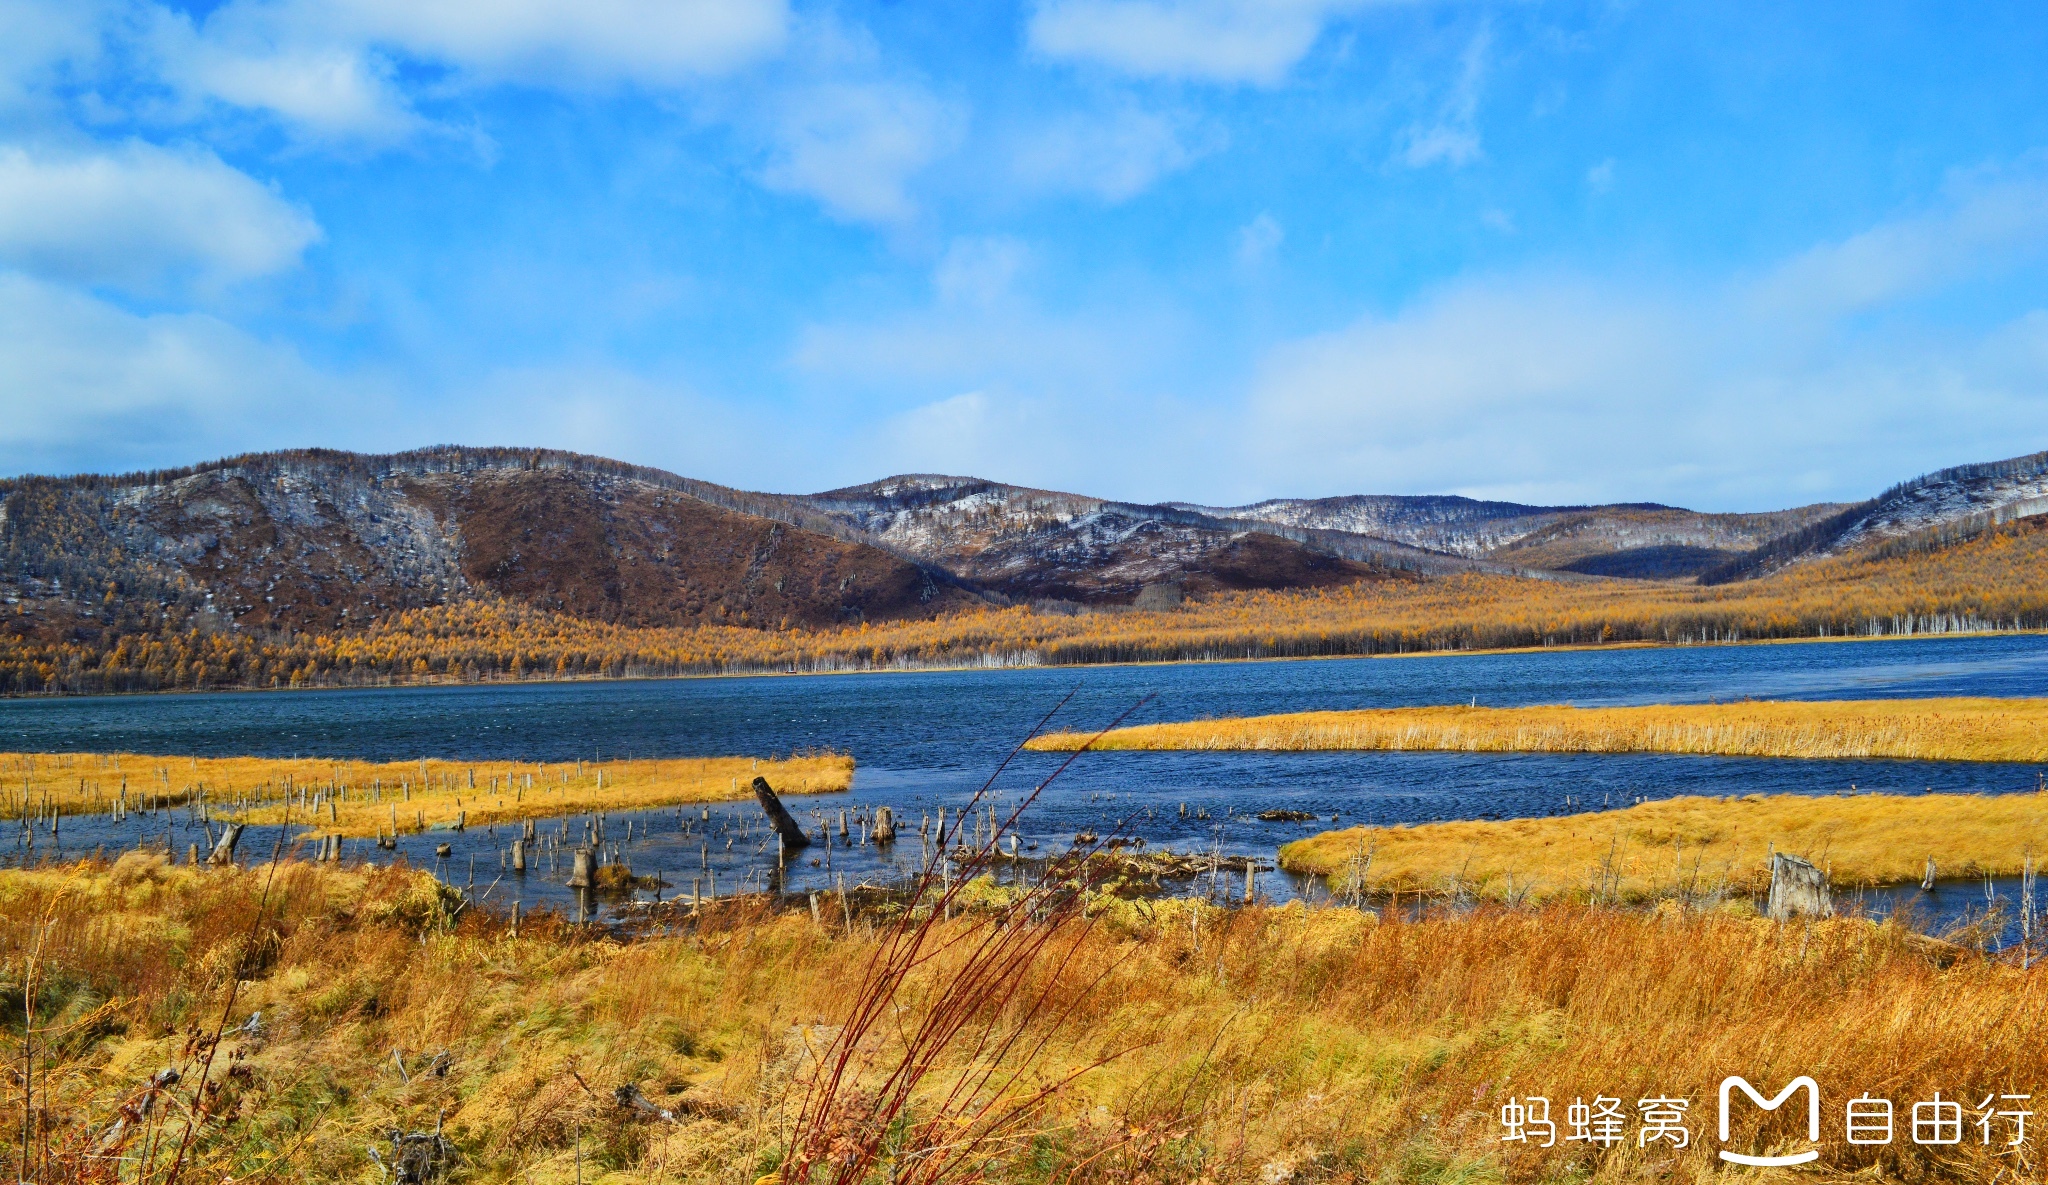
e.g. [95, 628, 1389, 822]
[752, 777, 810, 850]
[615, 1081, 739, 1122]
[369, 1115, 455, 1184]
[207, 823, 244, 866]
[616, 1083, 679, 1123]
[1255, 810, 1318, 822]
[1766, 853, 1833, 920]
[96, 1069, 180, 1152]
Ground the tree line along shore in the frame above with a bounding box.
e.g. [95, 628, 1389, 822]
[6, 512, 2048, 695]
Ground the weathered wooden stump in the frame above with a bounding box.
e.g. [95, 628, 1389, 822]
[511, 838, 526, 872]
[1766, 852, 1833, 920]
[752, 777, 810, 850]
[567, 846, 594, 888]
[207, 823, 244, 866]
[873, 806, 896, 844]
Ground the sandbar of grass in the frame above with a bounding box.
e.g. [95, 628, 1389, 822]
[0, 750, 852, 837]
[1029, 696, 2048, 762]
[1280, 789, 2048, 898]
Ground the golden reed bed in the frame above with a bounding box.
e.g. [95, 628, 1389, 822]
[1028, 696, 2048, 762]
[7, 860, 2048, 1182]
[1280, 789, 2048, 898]
[0, 750, 852, 837]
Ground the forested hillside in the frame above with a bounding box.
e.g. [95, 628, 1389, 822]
[6, 505, 2046, 695]
[0, 448, 978, 666]
[4, 444, 2047, 695]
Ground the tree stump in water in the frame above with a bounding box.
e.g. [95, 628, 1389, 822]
[567, 847, 595, 888]
[752, 777, 811, 850]
[207, 823, 243, 866]
[1767, 853, 1833, 920]
[873, 806, 896, 844]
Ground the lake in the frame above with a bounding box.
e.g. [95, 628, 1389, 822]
[5, 633, 2048, 925]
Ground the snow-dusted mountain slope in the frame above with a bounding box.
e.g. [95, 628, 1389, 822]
[1702, 449, 2048, 583]
[1176, 495, 1843, 577]
[797, 476, 1533, 603]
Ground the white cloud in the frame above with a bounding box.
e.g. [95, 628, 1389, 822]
[878, 390, 1011, 470]
[129, 0, 790, 141]
[857, 386, 1219, 498]
[793, 307, 1132, 389]
[0, 141, 321, 291]
[1752, 162, 2048, 321]
[1236, 212, 1282, 266]
[201, 0, 788, 87]
[151, 28, 422, 142]
[1028, 0, 1384, 85]
[423, 364, 762, 475]
[1009, 101, 1213, 201]
[755, 78, 962, 225]
[0, 0, 110, 113]
[1244, 203, 2048, 508]
[1250, 278, 1693, 500]
[1399, 123, 1479, 168]
[0, 269, 774, 486]
[339, 0, 788, 84]
[0, 269, 346, 475]
[786, 252, 1215, 496]
[1397, 23, 1487, 168]
[934, 237, 1030, 306]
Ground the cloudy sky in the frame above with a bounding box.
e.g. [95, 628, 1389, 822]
[3, 1, 2047, 509]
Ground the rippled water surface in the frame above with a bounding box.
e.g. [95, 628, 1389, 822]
[5, 634, 2047, 920]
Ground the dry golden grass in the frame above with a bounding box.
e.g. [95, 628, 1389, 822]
[1280, 788, 2048, 898]
[0, 750, 852, 836]
[1030, 696, 2048, 762]
[6, 859, 2048, 1183]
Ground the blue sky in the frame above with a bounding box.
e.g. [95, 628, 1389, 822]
[3, 1, 2048, 510]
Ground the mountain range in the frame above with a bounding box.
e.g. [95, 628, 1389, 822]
[3, 444, 2046, 657]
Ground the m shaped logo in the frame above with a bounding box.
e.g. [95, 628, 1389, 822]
[1718, 1076, 1821, 1166]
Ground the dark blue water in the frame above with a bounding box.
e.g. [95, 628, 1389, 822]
[5, 634, 2048, 918]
